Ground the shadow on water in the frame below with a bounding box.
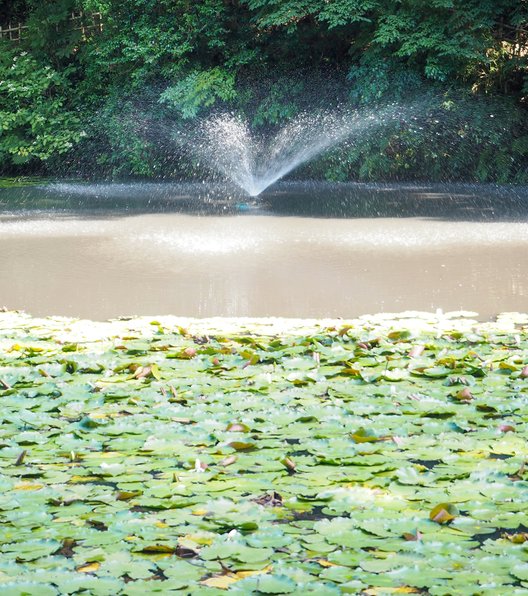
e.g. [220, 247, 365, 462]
[261, 182, 528, 222]
[0, 181, 528, 222]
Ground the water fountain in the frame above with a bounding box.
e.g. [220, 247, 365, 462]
[186, 104, 408, 196]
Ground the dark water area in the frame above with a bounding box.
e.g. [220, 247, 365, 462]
[2, 180, 528, 220]
[1, 181, 527, 320]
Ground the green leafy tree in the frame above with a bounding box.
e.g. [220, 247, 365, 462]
[0, 48, 84, 169]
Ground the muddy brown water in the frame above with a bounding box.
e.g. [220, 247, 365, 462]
[1, 182, 527, 320]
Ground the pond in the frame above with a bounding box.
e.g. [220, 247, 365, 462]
[1, 180, 527, 320]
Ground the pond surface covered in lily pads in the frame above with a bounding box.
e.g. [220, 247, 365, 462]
[0, 311, 527, 594]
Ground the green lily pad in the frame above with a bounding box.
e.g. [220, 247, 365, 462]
[255, 574, 297, 593]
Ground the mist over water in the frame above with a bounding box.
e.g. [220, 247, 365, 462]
[187, 104, 410, 196]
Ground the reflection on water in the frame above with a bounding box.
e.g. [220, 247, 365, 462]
[0, 181, 527, 320]
[1, 180, 528, 220]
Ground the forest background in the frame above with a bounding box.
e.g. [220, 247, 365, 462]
[0, 0, 527, 183]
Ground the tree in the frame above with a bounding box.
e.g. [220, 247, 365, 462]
[0, 47, 84, 170]
[0, 0, 526, 180]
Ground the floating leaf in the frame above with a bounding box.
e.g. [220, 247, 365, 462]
[408, 345, 425, 358]
[219, 455, 238, 466]
[116, 490, 142, 501]
[402, 530, 423, 542]
[350, 427, 383, 443]
[363, 588, 420, 595]
[317, 559, 338, 567]
[228, 441, 257, 451]
[139, 544, 176, 554]
[255, 574, 296, 594]
[453, 387, 473, 402]
[201, 575, 239, 589]
[498, 424, 515, 433]
[511, 564, 528, 581]
[77, 562, 100, 573]
[226, 422, 250, 433]
[420, 366, 451, 378]
[429, 503, 458, 524]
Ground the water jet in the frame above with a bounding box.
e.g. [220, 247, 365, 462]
[186, 104, 408, 196]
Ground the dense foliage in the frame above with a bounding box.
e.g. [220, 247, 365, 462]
[1, 311, 528, 594]
[0, 0, 527, 181]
